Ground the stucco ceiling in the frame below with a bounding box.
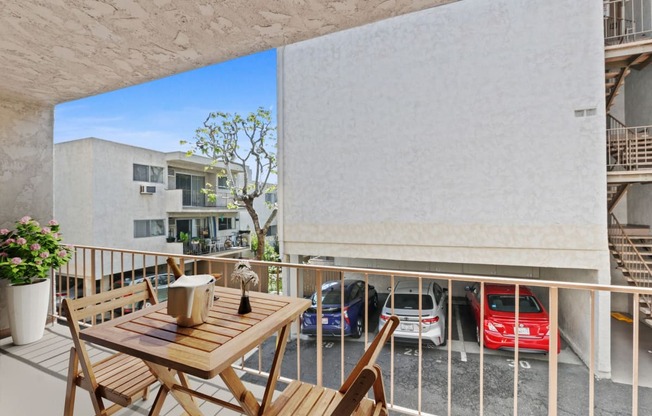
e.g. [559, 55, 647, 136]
[0, 0, 454, 105]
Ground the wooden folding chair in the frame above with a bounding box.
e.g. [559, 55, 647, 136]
[62, 279, 162, 416]
[264, 315, 400, 416]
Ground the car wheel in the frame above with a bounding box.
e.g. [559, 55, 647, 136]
[352, 316, 363, 339]
[371, 294, 378, 310]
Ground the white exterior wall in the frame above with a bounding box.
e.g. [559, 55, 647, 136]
[55, 138, 173, 277]
[278, 0, 607, 271]
[56, 138, 170, 252]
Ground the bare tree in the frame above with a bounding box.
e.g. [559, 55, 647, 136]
[182, 107, 277, 260]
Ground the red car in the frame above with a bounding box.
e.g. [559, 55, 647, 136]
[465, 283, 560, 354]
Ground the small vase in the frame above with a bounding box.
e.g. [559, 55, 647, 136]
[238, 295, 252, 314]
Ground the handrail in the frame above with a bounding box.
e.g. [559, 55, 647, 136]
[63, 244, 652, 295]
[608, 214, 652, 313]
[606, 123, 652, 171]
[604, 0, 652, 45]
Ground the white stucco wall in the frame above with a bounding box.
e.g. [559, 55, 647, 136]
[55, 138, 172, 276]
[625, 66, 652, 126]
[0, 99, 54, 228]
[0, 97, 55, 333]
[278, 0, 607, 270]
[56, 138, 170, 252]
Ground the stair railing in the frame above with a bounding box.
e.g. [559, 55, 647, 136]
[606, 117, 652, 171]
[608, 214, 652, 314]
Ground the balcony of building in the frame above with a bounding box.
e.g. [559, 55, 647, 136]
[2, 246, 652, 415]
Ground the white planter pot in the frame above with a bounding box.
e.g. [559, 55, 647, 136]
[6, 278, 50, 345]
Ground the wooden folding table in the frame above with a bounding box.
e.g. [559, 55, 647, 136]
[80, 286, 310, 416]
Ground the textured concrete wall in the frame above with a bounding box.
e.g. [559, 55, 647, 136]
[0, 99, 54, 228]
[279, 0, 607, 270]
[0, 0, 453, 105]
[625, 66, 652, 126]
[0, 97, 54, 332]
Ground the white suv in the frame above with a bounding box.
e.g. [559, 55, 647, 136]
[379, 280, 447, 346]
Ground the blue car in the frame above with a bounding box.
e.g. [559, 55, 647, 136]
[301, 279, 378, 338]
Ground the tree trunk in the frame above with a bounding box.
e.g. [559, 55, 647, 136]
[256, 229, 266, 260]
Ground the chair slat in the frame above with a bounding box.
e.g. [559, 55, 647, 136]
[265, 316, 398, 416]
[62, 280, 160, 415]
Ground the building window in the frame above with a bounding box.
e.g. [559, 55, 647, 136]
[218, 217, 233, 230]
[218, 176, 228, 189]
[134, 219, 165, 238]
[133, 164, 165, 183]
[265, 192, 277, 204]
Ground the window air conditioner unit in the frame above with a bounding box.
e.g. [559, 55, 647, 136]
[140, 185, 156, 194]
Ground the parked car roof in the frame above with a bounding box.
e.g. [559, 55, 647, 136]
[483, 284, 535, 296]
[393, 280, 434, 293]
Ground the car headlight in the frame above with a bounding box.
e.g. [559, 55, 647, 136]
[487, 321, 498, 332]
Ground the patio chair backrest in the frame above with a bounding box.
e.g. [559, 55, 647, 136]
[61, 280, 159, 415]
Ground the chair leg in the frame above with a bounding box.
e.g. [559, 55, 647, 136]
[142, 385, 150, 401]
[63, 347, 79, 416]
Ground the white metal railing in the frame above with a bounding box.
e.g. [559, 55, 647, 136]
[606, 119, 652, 171]
[604, 0, 652, 45]
[50, 245, 652, 416]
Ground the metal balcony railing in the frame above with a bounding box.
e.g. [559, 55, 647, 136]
[607, 118, 652, 171]
[49, 245, 652, 415]
[604, 0, 652, 45]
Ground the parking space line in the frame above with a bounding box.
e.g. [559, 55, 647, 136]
[455, 304, 467, 362]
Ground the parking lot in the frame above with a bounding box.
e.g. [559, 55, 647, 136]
[241, 295, 652, 415]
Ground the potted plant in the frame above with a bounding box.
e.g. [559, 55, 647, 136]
[0, 216, 73, 345]
[231, 260, 259, 314]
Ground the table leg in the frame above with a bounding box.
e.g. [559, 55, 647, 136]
[220, 367, 260, 416]
[259, 324, 290, 415]
[146, 362, 204, 416]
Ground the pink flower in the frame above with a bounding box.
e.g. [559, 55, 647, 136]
[16, 237, 27, 245]
[52, 233, 60, 239]
[39, 252, 49, 259]
[66, 244, 74, 250]
[19, 216, 31, 224]
[5, 238, 15, 244]
[58, 250, 68, 257]
[0, 229, 9, 235]
[30, 244, 41, 251]
[0, 252, 7, 257]
[11, 257, 21, 265]
[41, 227, 51, 234]
[48, 220, 58, 226]
[35, 259, 42, 265]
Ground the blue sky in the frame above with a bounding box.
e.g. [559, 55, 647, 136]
[54, 49, 277, 153]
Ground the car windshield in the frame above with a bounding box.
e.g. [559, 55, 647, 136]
[312, 287, 350, 305]
[386, 294, 434, 310]
[487, 295, 541, 313]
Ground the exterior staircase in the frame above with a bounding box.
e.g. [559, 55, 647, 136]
[604, 0, 652, 327]
[608, 215, 652, 326]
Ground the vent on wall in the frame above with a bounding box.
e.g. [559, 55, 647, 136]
[168, 168, 175, 176]
[140, 185, 156, 194]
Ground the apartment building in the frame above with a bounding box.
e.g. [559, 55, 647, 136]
[54, 138, 244, 277]
[277, 0, 626, 376]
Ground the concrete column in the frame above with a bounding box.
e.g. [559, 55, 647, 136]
[0, 98, 54, 227]
[0, 97, 55, 334]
